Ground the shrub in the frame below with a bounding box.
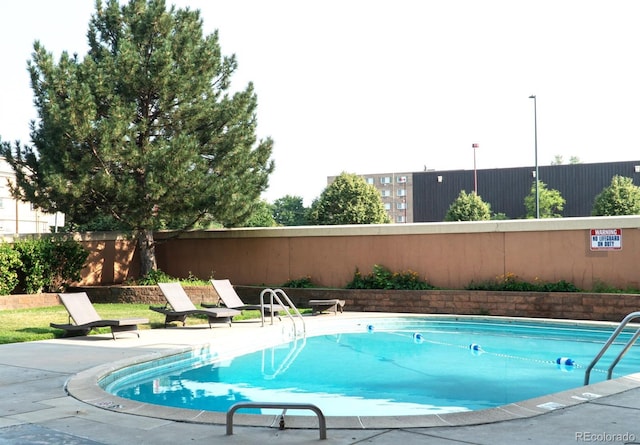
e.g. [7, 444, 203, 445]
[129, 270, 211, 286]
[45, 237, 90, 292]
[135, 269, 175, 285]
[0, 243, 22, 295]
[346, 265, 435, 290]
[13, 238, 46, 294]
[281, 276, 315, 288]
[466, 273, 580, 292]
[13, 236, 89, 293]
[591, 280, 640, 294]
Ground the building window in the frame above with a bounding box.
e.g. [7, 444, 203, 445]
[380, 176, 392, 184]
[384, 203, 391, 210]
[397, 188, 406, 197]
[381, 189, 391, 198]
[396, 215, 406, 223]
[397, 176, 407, 183]
[397, 202, 407, 210]
[366, 177, 374, 184]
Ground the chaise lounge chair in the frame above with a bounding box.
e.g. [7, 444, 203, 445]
[150, 282, 241, 328]
[205, 279, 287, 317]
[50, 292, 148, 339]
[308, 299, 346, 315]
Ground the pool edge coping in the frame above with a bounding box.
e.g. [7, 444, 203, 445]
[64, 313, 640, 429]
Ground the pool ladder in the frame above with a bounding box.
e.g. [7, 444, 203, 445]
[260, 288, 306, 337]
[584, 310, 640, 385]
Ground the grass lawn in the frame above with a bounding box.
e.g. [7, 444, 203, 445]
[0, 304, 306, 345]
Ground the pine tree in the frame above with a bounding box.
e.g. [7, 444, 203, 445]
[0, 0, 274, 276]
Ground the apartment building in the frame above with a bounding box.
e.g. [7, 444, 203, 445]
[0, 158, 63, 234]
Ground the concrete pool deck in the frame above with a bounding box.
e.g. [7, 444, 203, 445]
[1, 312, 640, 444]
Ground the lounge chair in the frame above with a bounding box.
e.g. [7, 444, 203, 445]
[50, 292, 148, 339]
[308, 299, 346, 315]
[205, 279, 287, 317]
[150, 282, 241, 328]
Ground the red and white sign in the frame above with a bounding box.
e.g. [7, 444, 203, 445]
[590, 229, 622, 251]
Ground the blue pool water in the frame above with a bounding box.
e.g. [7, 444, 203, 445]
[103, 318, 640, 416]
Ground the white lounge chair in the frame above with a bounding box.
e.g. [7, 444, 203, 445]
[150, 282, 241, 327]
[206, 279, 286, 317]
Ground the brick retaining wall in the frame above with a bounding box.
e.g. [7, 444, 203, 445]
[2, 286, 638, 322]
[233, 287, 640, 322]
[70, 285, 219, 305]
[0, 293, 62, 310]
[0, 285, 219, 310]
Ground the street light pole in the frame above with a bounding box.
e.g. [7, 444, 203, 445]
[472, 143, 479, 194]
[529, 95, 539, 219]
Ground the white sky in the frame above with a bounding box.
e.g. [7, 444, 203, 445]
[2, 1, 640, 206]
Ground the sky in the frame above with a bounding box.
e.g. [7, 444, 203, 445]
[2, 1, 640, 206]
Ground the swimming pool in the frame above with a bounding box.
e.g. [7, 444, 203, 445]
[101, 316, 640, 418]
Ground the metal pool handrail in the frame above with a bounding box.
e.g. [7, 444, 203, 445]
[226, 402, 327, 440]
[274, 288, 306, 335]
[584, 311, 640, 385]
[259, 288, 306, 336]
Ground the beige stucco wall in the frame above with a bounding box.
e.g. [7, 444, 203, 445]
[76, 215, 640, 291]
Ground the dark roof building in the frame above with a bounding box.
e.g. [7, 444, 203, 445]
[412, 160, 640, 222]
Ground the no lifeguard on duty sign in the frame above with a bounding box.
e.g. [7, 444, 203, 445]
[590, 228, 622, 251]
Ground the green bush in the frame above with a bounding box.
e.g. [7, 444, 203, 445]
[0, 243, 22, 295]
[129, 270, 211, 286]
[281, 276, 315, 288]
[591, 280, 640, 294]
[45, 237, 90, 292]
[135, 269, 175, 285]
[346, 265, 435, 290]
[10, 236, 88, 294]
[465, 273, 580, 292]
[13, 239, 47, 294]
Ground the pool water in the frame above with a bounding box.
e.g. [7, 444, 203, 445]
[103, 318, 640, 416]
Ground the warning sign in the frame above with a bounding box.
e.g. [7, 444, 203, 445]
[590, 229, 622, 251]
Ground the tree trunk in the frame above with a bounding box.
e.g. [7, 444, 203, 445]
[137, 229, 157, 277]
